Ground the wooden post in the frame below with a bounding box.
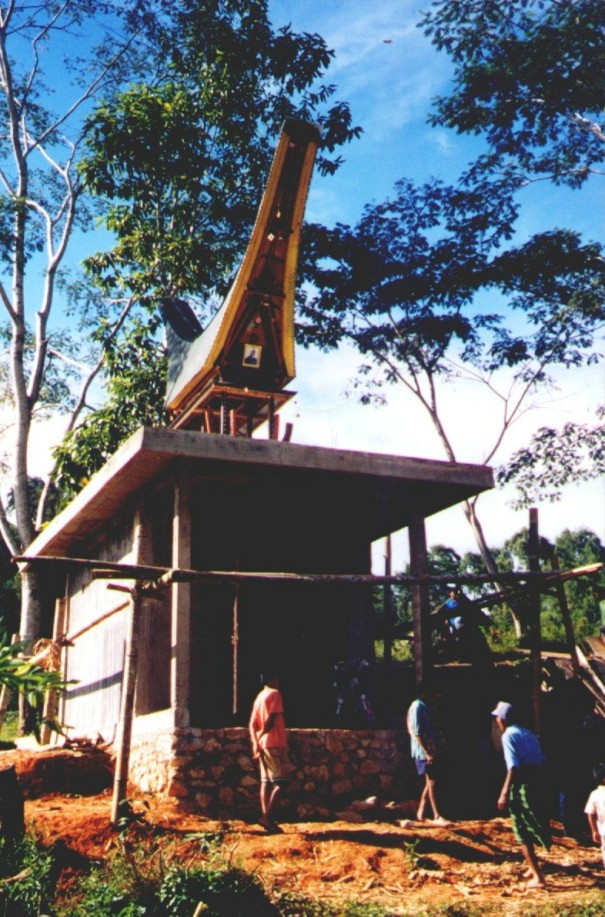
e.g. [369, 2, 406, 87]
[110, 507, 150, 826]
[268, 396, 278, 439]
[171, 471, 191, 726]
[220, 393, 228, 434]
[111, 583, 143, 826]
[383, 535, 393, 666]
[408, 518, 431, 687]
[232, 585, 239, 716]
[527, 508, 542, 733]
[552, 553, 579, 672]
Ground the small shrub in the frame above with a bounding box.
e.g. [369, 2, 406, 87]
[0, 834, 55, 917]
[57, 849, 164, 916]
[159, 864, 278, 916]
[275, 890, 335, 916]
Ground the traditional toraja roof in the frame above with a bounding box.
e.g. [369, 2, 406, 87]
[23, 428, 494, 559]
[162, 120, 321, 434]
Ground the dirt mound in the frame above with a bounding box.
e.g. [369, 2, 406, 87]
[0, 744, 113, 798]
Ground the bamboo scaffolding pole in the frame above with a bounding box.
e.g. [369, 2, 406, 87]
[62, 601, 130, 645]
[527, 508, 542, 733]
[110, 583, 143, 826]
[13, 554, 603, 587]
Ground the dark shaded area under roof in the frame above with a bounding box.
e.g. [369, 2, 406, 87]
[26, 427, 494, 561]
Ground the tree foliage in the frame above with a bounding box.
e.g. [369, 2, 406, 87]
[419, 0, 605, 507]
[299, 172, 605, 477]
[52, 318, 167, 503]
[421, 0, 605, 187]
[498, 406, 605, 506]
[80, 0, 361, 302]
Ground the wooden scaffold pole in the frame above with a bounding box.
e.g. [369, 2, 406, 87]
[110, 581, 144, 826]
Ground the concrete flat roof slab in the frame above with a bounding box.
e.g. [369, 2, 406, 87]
[26, 428, 493, 558]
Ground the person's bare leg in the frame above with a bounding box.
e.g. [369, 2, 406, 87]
[520, 842, 545, 887]
[426, 777, 452, 826]
[260, 781, 271, 817]
[265, 783, 282, 822]
[417, 780, 430, 820]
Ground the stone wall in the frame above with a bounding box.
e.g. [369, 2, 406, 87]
[129, 722, 412, 821]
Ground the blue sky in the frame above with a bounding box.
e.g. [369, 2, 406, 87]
[265, 0, 605, 560]
[19, 0, 605, 563]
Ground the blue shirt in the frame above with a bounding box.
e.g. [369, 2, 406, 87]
[502, 724, 545, 770]
[407, 698, 436, 761]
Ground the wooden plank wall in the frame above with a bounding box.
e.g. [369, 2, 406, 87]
[61, 518, 134, 741]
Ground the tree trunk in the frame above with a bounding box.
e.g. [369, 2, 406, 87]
[19, 569, 43, 644]
[463, 498, 524, 638]
[17, 569, 44, 736]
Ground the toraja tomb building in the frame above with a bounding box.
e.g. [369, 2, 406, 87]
[21, 120, 494, 818]
[23, 430, 492, 816]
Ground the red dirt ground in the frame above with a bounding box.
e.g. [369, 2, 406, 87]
[4, 746, 605, 914]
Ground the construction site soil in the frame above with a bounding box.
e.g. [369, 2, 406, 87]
[3, 745, 605, 915]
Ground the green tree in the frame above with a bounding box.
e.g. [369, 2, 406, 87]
[421, 0, 605, 188]
[552, 528, 605, 638]
[0, 0, 359, 653]
[0, 0, 170, 649]
[299, 174, 605, 633]
[498, 407, 605, 507]
[51, 0, 360, 501]
[79, 0, 360, 303]
[52, 318, 167, 503]
[420, 0, 605, 498]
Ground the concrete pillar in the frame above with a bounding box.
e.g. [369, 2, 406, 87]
[408, 517, 431, 687]
[171, 467, 192, 727]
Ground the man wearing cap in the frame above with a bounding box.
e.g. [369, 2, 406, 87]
[492, 701, 552, 888]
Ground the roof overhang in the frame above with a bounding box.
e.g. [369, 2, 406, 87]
[25, 428, 494, 559]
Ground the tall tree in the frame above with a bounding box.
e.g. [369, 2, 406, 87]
[299, 173, 605, 629]
[51, 0, 360, 494]
[0, 0, 172, 646]
[420, 0, 605, 496]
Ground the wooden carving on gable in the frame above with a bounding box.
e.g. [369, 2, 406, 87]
[160, 119, 321, 438]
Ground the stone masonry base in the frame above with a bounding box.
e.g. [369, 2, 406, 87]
[129, 719, 410, 821]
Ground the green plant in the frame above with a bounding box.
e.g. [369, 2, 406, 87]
[341, 904, 393, 917]
[159, 864, 277, 916]
[402, 838, 420, 868]
[0, 710, 18, 744]
[57, 839, 167, 916]
[275, 890, 335, 916]
[0, 834, 55, 917]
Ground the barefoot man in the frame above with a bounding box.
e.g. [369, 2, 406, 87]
[249, 669, 289, 833]
[492, 701, 552, 888]
[406, 678, 451, 827]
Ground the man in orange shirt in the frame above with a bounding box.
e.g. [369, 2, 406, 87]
[249, 670, 289, 832]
